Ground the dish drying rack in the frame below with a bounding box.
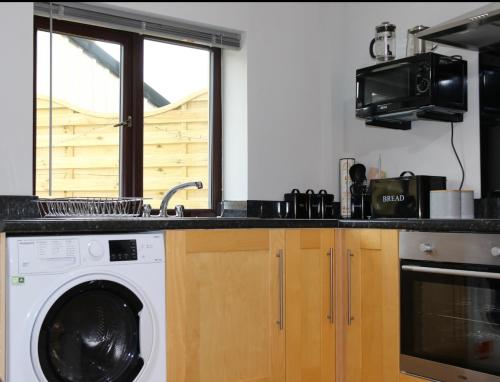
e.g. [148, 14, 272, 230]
[36, 197, 144, 218]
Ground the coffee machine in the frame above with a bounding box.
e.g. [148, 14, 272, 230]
[349, 163, 371, 219]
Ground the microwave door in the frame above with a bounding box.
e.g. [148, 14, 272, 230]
[357, 62, 413, 109]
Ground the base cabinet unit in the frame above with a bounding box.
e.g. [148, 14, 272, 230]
[0, 227, 404, 382]
[336, 229, 400, 382]
[166, 229, 286, 382]
[285, 229, 335, 382]
[166, 228, 336, 382]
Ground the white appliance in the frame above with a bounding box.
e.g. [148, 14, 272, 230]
[6, 232, 166, 382]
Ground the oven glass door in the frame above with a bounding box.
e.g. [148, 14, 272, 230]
[401, 260, 500, 377]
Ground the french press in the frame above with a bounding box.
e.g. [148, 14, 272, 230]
[369, 22, 396, 62]
[406, 25, 438, 56]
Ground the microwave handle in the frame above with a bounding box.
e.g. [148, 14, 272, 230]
[402, 265, 500, 280]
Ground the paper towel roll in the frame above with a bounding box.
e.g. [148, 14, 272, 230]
[430, 190, 461, 219]
[460, 190, 474, 219]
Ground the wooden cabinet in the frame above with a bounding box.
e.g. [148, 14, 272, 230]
[166, 229, 286, 382]
[166, 228, 336, 382]
[285, 229, 335, 382]
[336, 229, 399, 382]
[166, 227, 401, 382]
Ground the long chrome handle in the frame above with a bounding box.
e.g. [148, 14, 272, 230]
[347, 249, 354, 326]
[327, 248, 334, 324]
[402, 265, 500, 280]
[276, 249, 284, 330]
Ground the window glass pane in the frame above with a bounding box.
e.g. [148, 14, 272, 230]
[143, 39, 210, 209]
[36, 30, 122, 198]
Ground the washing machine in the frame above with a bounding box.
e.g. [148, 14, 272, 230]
[6, 231, 166, 382]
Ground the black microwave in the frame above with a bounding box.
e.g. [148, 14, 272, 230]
[356, 52, 467, 119]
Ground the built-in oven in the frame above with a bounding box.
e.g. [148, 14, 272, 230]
[400, 231, 500, 382]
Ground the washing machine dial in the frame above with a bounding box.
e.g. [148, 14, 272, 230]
[88, 241, 104, 259]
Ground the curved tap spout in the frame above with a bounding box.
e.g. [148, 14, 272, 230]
[158, 181, 203, 217]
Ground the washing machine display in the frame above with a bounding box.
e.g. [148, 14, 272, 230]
[109, 239, 138, 262]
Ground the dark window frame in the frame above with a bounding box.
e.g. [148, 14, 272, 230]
[33, 16, 222, 217]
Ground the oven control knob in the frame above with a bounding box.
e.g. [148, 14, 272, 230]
[491, 247, 500, 257]
[88, 241, 104, 259]
[419, 243, 433, 254]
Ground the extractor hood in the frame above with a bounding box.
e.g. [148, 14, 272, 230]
[416, 2, 500, 51]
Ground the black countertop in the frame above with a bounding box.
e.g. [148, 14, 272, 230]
[338, 218, 500, 232]
[3, 217, 500, 235]
[0, 217, 338, 235]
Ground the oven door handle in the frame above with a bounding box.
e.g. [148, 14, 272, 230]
[402, 265, 500, 280]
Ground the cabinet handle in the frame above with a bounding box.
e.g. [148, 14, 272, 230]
[327, 248, 334, 324]
[347, 249, 354, 326]
[276, 249, 284, 330]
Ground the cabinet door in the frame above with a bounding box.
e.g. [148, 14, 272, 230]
[337, 229, 399, 382]
[285, 229, 335, 382]
[166, 229, 285, 382]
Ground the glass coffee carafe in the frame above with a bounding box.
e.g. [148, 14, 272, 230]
[369, 22, 396, 61]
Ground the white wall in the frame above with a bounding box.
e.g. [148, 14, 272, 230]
[243, 3, 343, 200]
[338, 2, 488, 198]
[0, 2, 489, 201]
[0, 3, 33, 195]
[107, 2, 345, 200]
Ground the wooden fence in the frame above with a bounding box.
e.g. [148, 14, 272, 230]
[36, 90, 209, 209]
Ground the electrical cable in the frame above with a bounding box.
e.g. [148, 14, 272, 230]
[450, 121, 465, 190]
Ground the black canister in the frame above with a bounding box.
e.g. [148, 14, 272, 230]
[284, 189, 308, 219]
[306, 189, 322, 219]
[318, 189, 335, 219]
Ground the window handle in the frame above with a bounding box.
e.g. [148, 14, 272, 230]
[114, 115, 132, 128]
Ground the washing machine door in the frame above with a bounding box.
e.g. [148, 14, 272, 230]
[36, 280, 146, 382]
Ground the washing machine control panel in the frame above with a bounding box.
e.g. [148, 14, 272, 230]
[11, 233, 164, 274]
[82, 234, 163, 265]
[16, 238, 80, 274]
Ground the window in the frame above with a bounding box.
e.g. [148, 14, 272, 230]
[34, 16, 222, 215]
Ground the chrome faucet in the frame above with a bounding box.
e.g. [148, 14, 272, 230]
[158, 181, 203, 217]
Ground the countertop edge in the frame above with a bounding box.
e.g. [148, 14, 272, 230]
[3, 217, 500, 235]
